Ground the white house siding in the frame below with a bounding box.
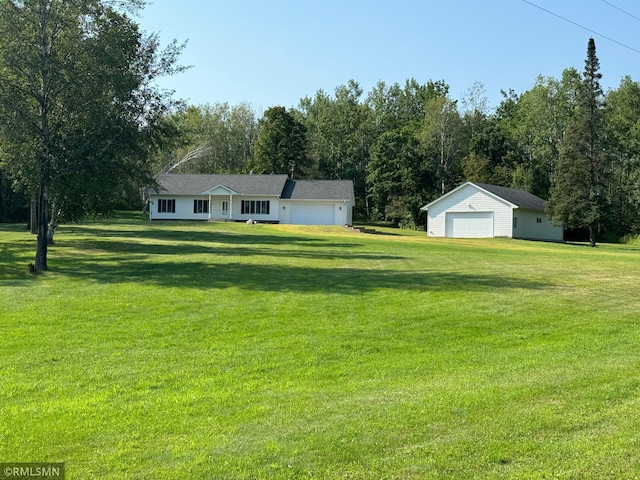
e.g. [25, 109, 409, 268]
[427, 184, 514, 237]
[149, 195, 281, 222]
[151, 196, 209, 220]
[280, 201, 351, 226]
[513, 209, 564, 241]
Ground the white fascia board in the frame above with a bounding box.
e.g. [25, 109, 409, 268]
[420, 182, 518, 211]
[202, 184, 239, 195]
[470, 183, 519, 208]
[420, 182, 473, 211]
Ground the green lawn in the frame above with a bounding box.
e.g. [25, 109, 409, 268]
[1, 213, 639, 479]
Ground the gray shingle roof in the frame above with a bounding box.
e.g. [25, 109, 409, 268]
[281, 180, 354, 201]
[151, 174, 354, 201]
[152, 174, 290, 196]
[474, 183, 546, 211]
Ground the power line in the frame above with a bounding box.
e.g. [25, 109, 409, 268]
[521, 0, 640, 55]
[600, 0, 640, 24]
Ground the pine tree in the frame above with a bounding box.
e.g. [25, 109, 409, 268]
[547, 38, 607, 247]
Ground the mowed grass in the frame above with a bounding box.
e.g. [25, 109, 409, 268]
[1, 213, 640, 479]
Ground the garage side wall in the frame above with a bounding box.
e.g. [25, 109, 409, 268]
[427, 184, 514, 237]
[513, 209, 564, 241]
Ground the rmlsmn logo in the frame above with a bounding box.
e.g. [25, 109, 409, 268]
[0, 463, 64, 480]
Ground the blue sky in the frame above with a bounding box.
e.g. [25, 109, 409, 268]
[138, 0, 640, 113]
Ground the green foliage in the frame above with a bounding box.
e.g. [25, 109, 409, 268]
[508, 71, 581, 199]
[2, 216, 640, 478]
[0, 168, 28, 222]
[296, 80, 371, 215]
[420, 96, 464, 194]
[604, 76, 640, 235]
[156, 103, 259, 174]
[251, 106, 308, 177]
[464, 118, 520, 186]
[547, 38, 607, 246]
[366, 126, 429, 226]
[0, 0, 184, 268]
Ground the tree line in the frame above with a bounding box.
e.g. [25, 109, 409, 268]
[0, 9, 637, 273]
[154, 39, 639, 243]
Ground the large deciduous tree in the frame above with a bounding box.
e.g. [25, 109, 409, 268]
[0, 0, 184, 271]
[297, 80, 372, 216]
[251, 106, 308, 177]
[547, 38, 608, 247]
[160, 103, 259, 174]
[605, 77, 640, 236]
[366, 126, 429, 228]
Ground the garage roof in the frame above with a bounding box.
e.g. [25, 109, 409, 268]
[474, 183, 546, 211]
[281, 180, 354, 201]
[421, 182, 547, 212]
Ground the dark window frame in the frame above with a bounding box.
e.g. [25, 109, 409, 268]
[158, 199, 176, 213]
[242, 200, 270, 215]
[193, 199, 209, 214]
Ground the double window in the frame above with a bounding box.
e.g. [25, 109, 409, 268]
[158, 199, 175, 213]
[193, 199, 209, 214]
[241, 200, 270, 215]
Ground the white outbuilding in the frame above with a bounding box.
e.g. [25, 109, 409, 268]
[420, 182, 564, 241]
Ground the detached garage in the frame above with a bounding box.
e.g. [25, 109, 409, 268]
[420, 182, 564, 241]
[446, 211, 494, 238]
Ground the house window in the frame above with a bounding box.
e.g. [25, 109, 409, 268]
[241, 200, 270, 215]
[222, 201, 229, 215]
[513, 217, 518, 229]
[193, 199, 209, 214]
[158, 199, 175, 213]
[536, 217, 542, 223]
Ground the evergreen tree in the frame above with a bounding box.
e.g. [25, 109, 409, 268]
[547, 38, 607, 247]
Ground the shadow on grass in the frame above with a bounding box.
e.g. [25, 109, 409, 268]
[54, 237, 401, 262]
[0, 235, 36, 281]
[50, 256, 551, 294]
[60, 224, 341, 247]
[1, 220, 553, 292]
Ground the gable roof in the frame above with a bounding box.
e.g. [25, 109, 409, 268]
[281, 180, 354, 201]
[474, 183, 546, 211]
[151, 174, 354, 201]
[152, 174, 289, 196]
[421, 181, 546, 212]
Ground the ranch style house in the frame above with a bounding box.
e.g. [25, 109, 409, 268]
[149, 174, 354, 226]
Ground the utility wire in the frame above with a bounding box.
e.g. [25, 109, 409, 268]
[600, 0, 640, 23]
[521, 0, 640, 55]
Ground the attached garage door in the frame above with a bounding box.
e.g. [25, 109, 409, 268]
[289, 203, 335, 225]
[445, 212, 494, 238]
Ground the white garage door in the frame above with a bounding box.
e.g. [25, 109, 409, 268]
[446, 212, 494, 238]
[289, 203, 335, 225]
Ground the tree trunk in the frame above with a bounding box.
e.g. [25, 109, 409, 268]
[34, 183, 49, 271]
[589, 224, 597, 247]
[47, 220, 57, 245]
[30, 195, 37, 234]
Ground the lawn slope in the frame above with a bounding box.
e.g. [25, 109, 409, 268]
[1, 214, 639, 479]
